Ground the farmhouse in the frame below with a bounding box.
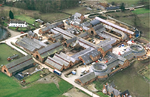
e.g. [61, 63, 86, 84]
[33, 42, 63, 62]
[102, 83, 132, 97]
[8, 20, 27, 27]
[1, 55, 35, 77]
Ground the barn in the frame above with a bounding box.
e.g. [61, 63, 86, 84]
[1, 55, 35, 77]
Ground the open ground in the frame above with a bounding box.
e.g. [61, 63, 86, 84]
[0, 43, 24, 65]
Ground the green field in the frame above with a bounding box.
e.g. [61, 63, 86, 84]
[0, 72, 72, 97]
[97, 92, 108, 97]
[15, 15, 35, 24]
[0, 43, 24, 65]
[133, 8, 150, 14]
[23, 71, 41, 83]
[94, 59, 150, 97]
[63, 6, 90, 15]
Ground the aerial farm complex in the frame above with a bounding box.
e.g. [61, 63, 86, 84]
[1, 12, 149, 97]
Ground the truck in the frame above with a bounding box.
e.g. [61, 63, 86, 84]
[53, 69, 62, 76]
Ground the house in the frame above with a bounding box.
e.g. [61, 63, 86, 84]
[8, 20, 27, 27]
[27, 31, 38, 39]
[1, 55, 35, 77]
[33, 42, 63, 62]
[102, 83, 132, 97]
[16, 37, 46, 54]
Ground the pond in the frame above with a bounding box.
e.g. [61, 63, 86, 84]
[0, 27, 8, 40]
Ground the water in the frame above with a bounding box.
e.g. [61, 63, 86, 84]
[0, 28, 7, 40]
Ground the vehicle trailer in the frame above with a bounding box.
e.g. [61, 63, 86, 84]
[53, 69, 62, 76]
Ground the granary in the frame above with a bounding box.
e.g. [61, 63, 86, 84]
[59, 52, 78, 65]
[1, 55, 35, 77]
[27, 31, 38, 39]
[45, 52, 78, 71]
[45, 56, 64, 71]
[78, 49, 101, 65]
[52, 27, 75, 39]
[8, 20, 27, 27]
[33, 42, 63, 62]
[75, 72, 96, 86]
[16, 37, 46, 54]
[102, 83, 132, 97]
[39, 23, 57, 34]
[55, 21, 64, 28]
[89, 24, 105, 35]
[48, 33, 63, 42]
[64, 37, 78, 47]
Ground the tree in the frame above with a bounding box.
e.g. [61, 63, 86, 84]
[120, 3, 125, 12]
[9, 10, 14, 19]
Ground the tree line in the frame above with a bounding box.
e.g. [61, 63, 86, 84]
[5, 0, 79, 13]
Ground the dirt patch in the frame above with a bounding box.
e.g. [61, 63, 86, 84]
[63, 88, 90, 97]
[22, 65, 41, 74]
[87, 83, 98, 92]
[36, 74, 61, 88]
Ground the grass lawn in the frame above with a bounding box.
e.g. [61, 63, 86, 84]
[63, 6, 90, 15]
[104, 0, 140, 7]
[41, 13, 69, 23]
[23, 71, 41, 83]
[0, 43, 24, 65]
[94, 59, 150, 97]
[132, 8, 150, 14]
[0, 72, 72, 97]
[97, 92, 108, 97]
[15, 15, 35, 24]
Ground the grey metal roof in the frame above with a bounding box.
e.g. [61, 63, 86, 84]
[59, 52, 76, 63]
[101, 44, 112, 52]
[90, 19, 100, 26]
[71, 47, 93, 60]
[93, 24, 104, 31]
[78, 32, 89, 38]
[38, 42, 63, 58]
[53, 55, 69, 67]
[16, 37, 44, 52]
[78, 72, 95, 84]
[66, 37, 77, 44]
[81, 49, 101, 64]
[5, 55, 34, 74]
[45, 57, 63, 70]
[55, 21, 64, 26]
